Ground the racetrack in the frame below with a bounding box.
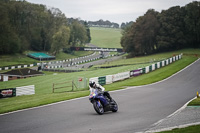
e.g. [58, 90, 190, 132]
[0, 59, 200, 133]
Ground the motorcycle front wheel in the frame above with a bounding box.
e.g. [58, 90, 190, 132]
[93, 100, 104, 115]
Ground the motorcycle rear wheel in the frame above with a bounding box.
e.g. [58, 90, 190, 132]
[111, 99, 118, 112]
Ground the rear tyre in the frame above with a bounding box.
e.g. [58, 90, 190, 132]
[111, 99, 118, 112]
[93, 100, 104, 115]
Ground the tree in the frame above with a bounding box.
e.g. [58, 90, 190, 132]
[84, 21, 91, 43]
[121, 24, 136, 56]
[121, 21, 133, 29]
[184, 1, 200, 48]
[157, 6, 186, 51]
[69, 20, 88, 46]
[140, 9, 160, 54]
[121, 9, 160, 56]
[0, 0, 91, 55]
[0, 1, 21, 54]
[121, 1, 200, 57]
[51, 26, 70, 55]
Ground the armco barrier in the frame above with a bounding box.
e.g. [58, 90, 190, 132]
[157, 62, 160, 68]
[145, 66, 150, 73]
[142, 67, 146, 74]
[89, 71, 130, 85]
[160, 61, 162, 68]
[152, 64, 155, 71]
[149, 65, 152, 72]
[166, 59, 169, 65]
[106, 75, 113, 84]
[173, 56, 175, 61]
[162, 60, 165, 67]
[155, 63, 157, 69]
[112, 71, 130, 82]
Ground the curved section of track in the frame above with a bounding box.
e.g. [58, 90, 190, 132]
[0, 59, 200, 133]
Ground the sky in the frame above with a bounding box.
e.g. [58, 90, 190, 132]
[26, 0, 196, 25]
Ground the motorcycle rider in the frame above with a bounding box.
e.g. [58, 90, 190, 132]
[89, 80, 113, 102]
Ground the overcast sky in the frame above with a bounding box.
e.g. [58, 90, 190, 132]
[26, 0, 196, 24]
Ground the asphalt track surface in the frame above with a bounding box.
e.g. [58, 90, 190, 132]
[0, 59, 200, 133]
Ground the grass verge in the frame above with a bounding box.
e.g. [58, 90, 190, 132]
[158, 124, 200, 133]
[187, 97, 200, 106]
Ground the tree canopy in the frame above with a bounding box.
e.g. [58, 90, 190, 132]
[121, 1, 200, 57]
[0, 0, 91, 55]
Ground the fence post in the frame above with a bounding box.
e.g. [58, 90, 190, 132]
[72, 81, 74, 91]
[53, 83, 54, 93]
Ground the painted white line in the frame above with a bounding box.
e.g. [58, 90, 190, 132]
[1, 58, 199, 117]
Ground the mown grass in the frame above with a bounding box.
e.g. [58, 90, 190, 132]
[90, 27, 122, 48]
[0, 49, 199, 114]
[0, 53, 37, 67]
[188, 97, 200, 106]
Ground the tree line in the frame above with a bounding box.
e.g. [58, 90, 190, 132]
[0, 0, 91, 55]
[121, 1, 200, 57]
[88, 19, 119, 28]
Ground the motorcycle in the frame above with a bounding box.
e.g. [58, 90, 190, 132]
[89, 89, 118, 115]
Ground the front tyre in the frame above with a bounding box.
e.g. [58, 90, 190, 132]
[93, 100, 104, 115]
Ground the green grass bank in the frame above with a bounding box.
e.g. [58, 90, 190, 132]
[90, 27, 122, 48]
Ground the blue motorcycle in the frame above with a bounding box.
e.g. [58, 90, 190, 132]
[89, 90, 118, 115]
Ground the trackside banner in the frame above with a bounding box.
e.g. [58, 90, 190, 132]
[69, 47, 124, 52]
[0, 88, 16, 98]
[130, 69, 142, 77]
